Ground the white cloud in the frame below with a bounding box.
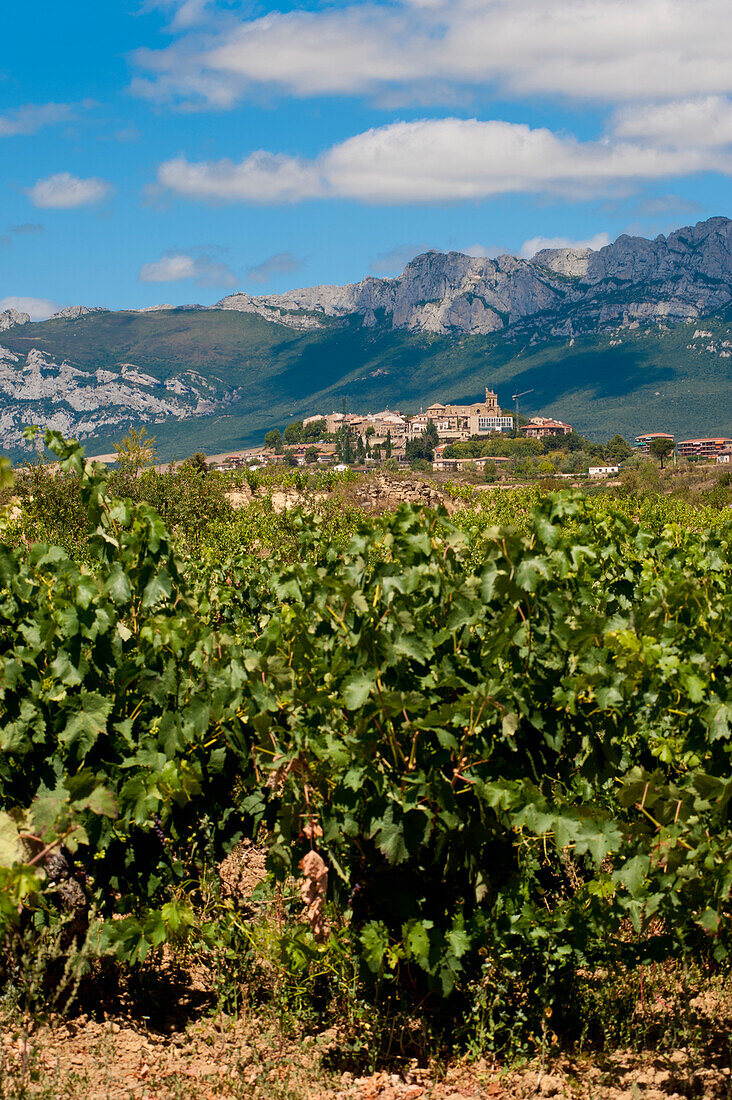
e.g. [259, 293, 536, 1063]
[167, 0, 211, 30]
[26, 173, 111, 209]
[156, 152, 323, 203]
[246, 251, 304, 286]
[131, 0, 732, 108]
[613, 96, 732, 148]
[322, 119, 721, 202]
[140, 253, 198, 281]
[520, 232, 611, 259]
[142, 0, 213, 30]
[140, 249, 237, 286]
[156, 117, 727, 206]
[0, 103, 74, 138]
[0, 296, 59, 321]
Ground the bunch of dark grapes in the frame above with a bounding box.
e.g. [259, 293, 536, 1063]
[151, 814, 167, 848]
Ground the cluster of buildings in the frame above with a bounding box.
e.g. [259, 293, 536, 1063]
[211, 388, 730, 475]
[635, 432, 732, 462]
[302, 409, 407, 438]
[211, 387, 576, 471]
[301, 389, 514, 443]
[303, 390, 574, 446]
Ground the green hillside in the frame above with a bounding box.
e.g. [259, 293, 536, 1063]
[2, 305, 732, 459]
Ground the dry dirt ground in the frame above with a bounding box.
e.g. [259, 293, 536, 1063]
[1, 1012, 730, 1100]
[3, 849, 728, 1098]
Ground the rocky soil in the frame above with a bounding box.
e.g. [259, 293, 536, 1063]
[227, 473, 456, 515]
[2, 780, 729, 1100]
[1, 1016, 730, 1100]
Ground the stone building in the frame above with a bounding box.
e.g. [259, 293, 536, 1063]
[521, 416, 573, 439]
[411, 389, 513, 437]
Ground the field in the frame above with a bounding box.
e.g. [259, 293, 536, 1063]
[0, 439, 731, 1097]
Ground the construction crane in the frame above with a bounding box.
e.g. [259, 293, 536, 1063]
[511, 389, 534, 432]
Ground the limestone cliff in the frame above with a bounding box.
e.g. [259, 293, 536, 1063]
[0, 345, 236, 452]
[50, 306, 109, 321]
[0, 309, 31, 332]
[216, 216, 732, 337]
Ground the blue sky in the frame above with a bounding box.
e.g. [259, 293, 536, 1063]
[2, 0, 731, 318]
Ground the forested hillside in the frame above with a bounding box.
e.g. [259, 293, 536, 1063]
[2, 303, 731, 459]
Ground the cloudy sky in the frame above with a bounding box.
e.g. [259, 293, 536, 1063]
[1, 0, 731, 317]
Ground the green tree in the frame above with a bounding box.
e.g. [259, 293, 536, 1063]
[385, 431, 392, 459]
[114, 427, 157, 477]
[649, 437, 675, 468]
[356, 434, 366, 464]
[283, 422, 302, 444]
[305, 446, 319, 464]
[337, 426, 354, 465]
[406, 434, 435, 466]
[424, 419, 439, 449]
[302, 419, 327, 443]
[605, 434, 633, 463]
[186, 451, 208, 474]
[619, 459, 661, 496]
[557, 431, 591, 453]
[265, 428, 284, 454]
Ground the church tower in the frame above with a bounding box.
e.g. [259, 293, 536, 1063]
[485, 388, 500, 413]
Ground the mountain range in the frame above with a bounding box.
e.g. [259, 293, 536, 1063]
[1, 216, 731, 459]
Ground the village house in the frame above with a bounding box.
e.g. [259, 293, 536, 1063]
[433, 454, 510, 472]
[410, 389, 513, 438]
[588, 465, 620, 477]
[300, 389, 514, 447]
[521, 416, 573, 439]
[634, 432, 674, 454]
[676, 437, 732, 459]
[303, 410, 408, 437]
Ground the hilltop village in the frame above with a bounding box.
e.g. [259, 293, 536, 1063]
[205, 385, 732, 481]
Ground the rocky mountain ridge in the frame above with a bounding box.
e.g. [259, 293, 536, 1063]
[51, 305, 108, 321]
[5, 216, 730, 341]
[0, 305, 109, 333]
[0, 342, 234, 453]
[216, 216, 732, 337]
[0, 309, 31, 332]
[0, 215, 730, 458]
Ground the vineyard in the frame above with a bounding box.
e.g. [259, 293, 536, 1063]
[1, 435, 731, 1094]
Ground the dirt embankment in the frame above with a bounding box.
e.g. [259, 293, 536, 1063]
[227, 473, 456, 516]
